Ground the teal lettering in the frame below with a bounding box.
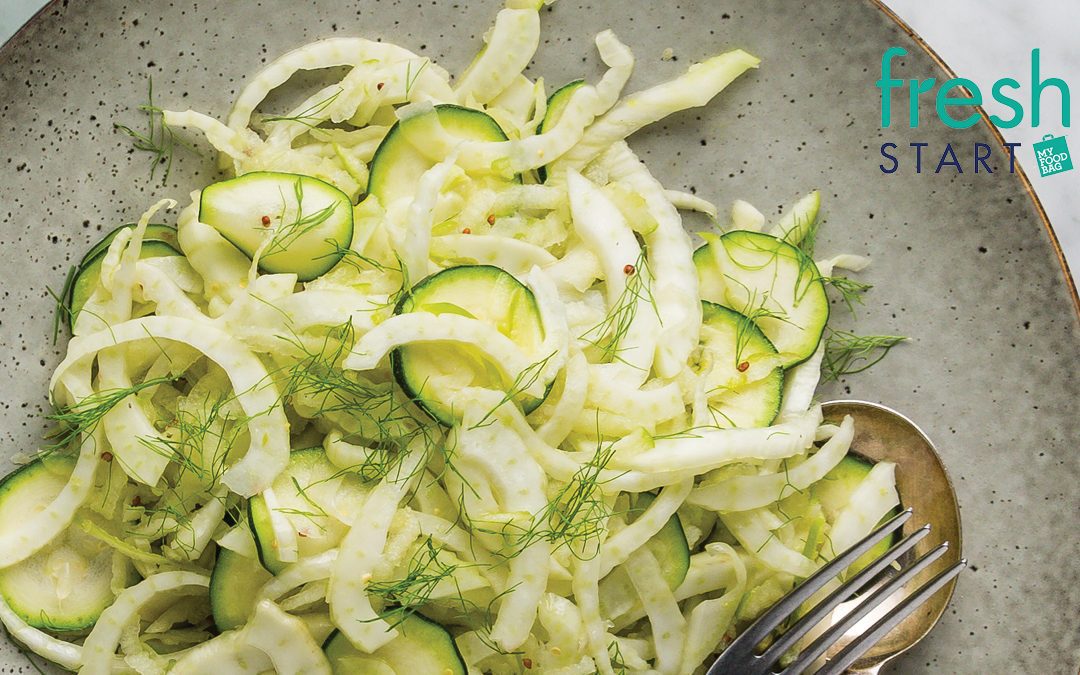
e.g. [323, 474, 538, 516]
[935, 78, 982, 129]
[1031, 48, 1070, 127]
[909, 78, 936, 128]
[989, 78, 1024, 128]
[877, 47, 908, 127]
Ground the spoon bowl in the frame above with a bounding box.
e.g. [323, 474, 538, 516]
[820, 400, 963, 673]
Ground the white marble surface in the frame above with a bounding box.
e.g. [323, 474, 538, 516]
[1, 0, 1076, 274]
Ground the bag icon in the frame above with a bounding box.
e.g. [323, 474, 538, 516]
[1032, 134, 1073, 177]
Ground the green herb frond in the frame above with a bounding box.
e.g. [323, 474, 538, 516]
[468, 351, 557, 430]
[262, 88, 343, 128]
[137, 389, 242, 490]
[325, 242, 394, 277]
[366, 536, 462, 627]
[472, 434, 619, 561]
[774, 459, 804, 521]
[262, 179, 339, 258]
[579, 250, 659, 368]
[114, 76, 193, 184]
[45, 375, 179, 456]
[755, 511, 801, 554]
[795, 212, 821, 258]
[725, 278, 797, 370]
[822, 330, 906, 380]
[275, 321, 425, 468]
[650, 418, 729, 441]
[404, 59, 430, 99]
[609, 639, 629, 675]
[46, 264, 77, 342]
[824, 276, 873, 316]
[272, 476, 330, 530]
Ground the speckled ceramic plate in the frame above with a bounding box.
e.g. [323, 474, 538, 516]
[1, 1, 1078, 673]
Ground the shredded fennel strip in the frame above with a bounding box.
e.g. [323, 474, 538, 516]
[677, 543, 747, 675]
[50, 316, 290, 497]
[454, 8, 541, 105]
[328, 442, 427, 652]
[0, 594, 85, 670]
[457, 414, 551, 651]
[688, 415, 855, 512]
[567, 168, 659, 381]
[80, 572, 209, 675]
[598, 142, 702, 379]
[625, 547, 687, 674]
[599, 478, 693, 577]
[551, 49, 760, 173]
[344, 312, 547, 398]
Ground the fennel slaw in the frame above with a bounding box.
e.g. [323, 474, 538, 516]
[0, 1, 903, 673]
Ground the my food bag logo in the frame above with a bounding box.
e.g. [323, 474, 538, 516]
[1033, 133, 1073, 177]
[876, 47, 1071, 177]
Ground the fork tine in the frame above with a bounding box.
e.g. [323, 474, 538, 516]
[757, 524, 931, 666]
[813, 559, 967, 675]
[781, 542, 950, 674]
[708, 509, 912, 674]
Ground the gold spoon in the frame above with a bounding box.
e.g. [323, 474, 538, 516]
[820, 400, 963, 674]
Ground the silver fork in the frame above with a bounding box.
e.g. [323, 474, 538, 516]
[707, 509, 967, 675]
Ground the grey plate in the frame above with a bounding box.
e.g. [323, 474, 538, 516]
[1, 1, 1077, 673]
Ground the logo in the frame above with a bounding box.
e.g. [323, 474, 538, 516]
[1033, 134, 1073, 177]
[874, 46, 1072, 175]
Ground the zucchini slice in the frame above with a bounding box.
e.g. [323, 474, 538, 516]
[812, 455, 901, 578]
[0, 457, 123, 632]
[209, 547, 273, 632]
[697, 302, 784, 428]
[323, 614, 467, 675]
[248, 448, 366, 574]
[199, 171, 354, 281]
[391, 265, 547, 426]
[694, 230, 828, 367]
[81, 223, 179, 264]
[69, 239, 181, 321]
[537, 79, 585, 182]
[367, 104, 517, 208]
[633, 492, 690, 591]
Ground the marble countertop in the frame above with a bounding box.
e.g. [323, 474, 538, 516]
[1, 0, 1076, 276]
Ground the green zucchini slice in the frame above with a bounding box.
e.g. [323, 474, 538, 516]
[367, 104, 517, 208]
[0, 457, 124, 632]
[537, 79, 585, 182]
[209, 547, 273, 632]
[323, 614, 467, 675]
[200, 171, 354, 281]
[633, 492, 691, 591]
[697, 302, 785, 428]
[248, 448, 365, 574]
[694, 230, 828, 367]
[69, 239, 181, 322]
[390, 265, 547, 426]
